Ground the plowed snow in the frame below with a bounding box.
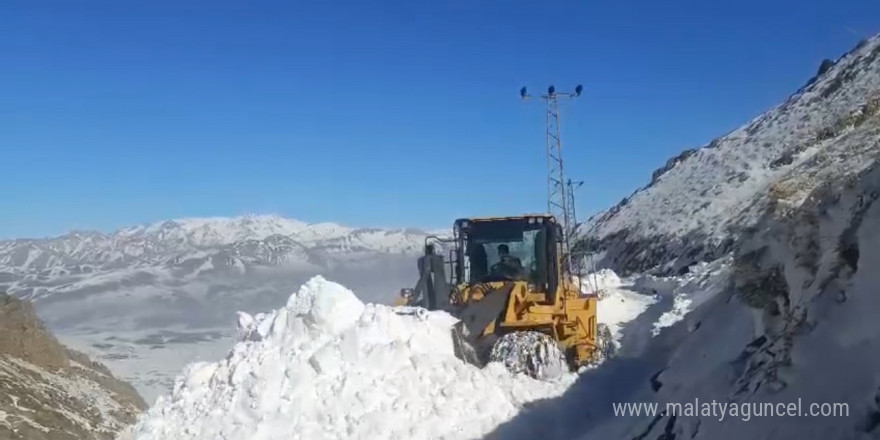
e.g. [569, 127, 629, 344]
[120, 276, 576, 440]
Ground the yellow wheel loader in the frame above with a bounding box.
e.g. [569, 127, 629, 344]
[395, 214, 604, 378]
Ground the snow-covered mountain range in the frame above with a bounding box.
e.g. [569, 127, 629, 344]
[1, 214, 434, 301]
[0, 215, 440, 402]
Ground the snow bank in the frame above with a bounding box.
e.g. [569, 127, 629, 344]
[121, 276, 574, 440]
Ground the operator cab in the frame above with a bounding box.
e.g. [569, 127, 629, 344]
[452, 215, 564, 293]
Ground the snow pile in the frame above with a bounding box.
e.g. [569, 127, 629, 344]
[577, 268, 623, 295]
[121, 276, 574, 440]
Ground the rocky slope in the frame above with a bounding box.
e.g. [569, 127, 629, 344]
[0, 293, 146, 440]
[580, 35, 880, 277]
[573, 154, 880, 440]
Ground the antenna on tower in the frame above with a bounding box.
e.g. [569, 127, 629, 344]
[521, 84, 583, 272]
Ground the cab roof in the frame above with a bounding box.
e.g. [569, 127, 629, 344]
[453, 214, 557, 225]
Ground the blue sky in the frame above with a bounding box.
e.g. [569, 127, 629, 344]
[1, 0, 877, 238]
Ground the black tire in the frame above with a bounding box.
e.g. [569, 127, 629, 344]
[596, 323, 616, 361]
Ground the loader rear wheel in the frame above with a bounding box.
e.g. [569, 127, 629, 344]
[488, 331, 568, 380]
[597, 323, 616, 361]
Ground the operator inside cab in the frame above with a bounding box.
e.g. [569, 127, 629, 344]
[491, 244, 524, 279]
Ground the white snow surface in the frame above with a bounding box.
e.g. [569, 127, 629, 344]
[121, 276, 576, 440]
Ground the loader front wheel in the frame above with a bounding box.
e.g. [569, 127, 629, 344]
[488, 331, 568, 380]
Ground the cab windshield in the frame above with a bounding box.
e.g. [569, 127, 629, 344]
[461, 220, 545, 284]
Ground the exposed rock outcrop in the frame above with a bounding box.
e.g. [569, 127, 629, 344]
[0, 293, 146, 440]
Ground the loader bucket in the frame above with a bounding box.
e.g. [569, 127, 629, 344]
[448, 284, 511, 367]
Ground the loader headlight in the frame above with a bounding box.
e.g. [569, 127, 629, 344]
[400, 288, 414, 298]
[527, 283, 538, 293]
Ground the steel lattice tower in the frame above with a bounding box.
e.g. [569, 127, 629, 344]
[521, 85, 583, 269]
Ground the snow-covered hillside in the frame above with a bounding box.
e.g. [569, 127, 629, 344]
[582, 35, 880, 277]
[0, 214, 442, 403]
